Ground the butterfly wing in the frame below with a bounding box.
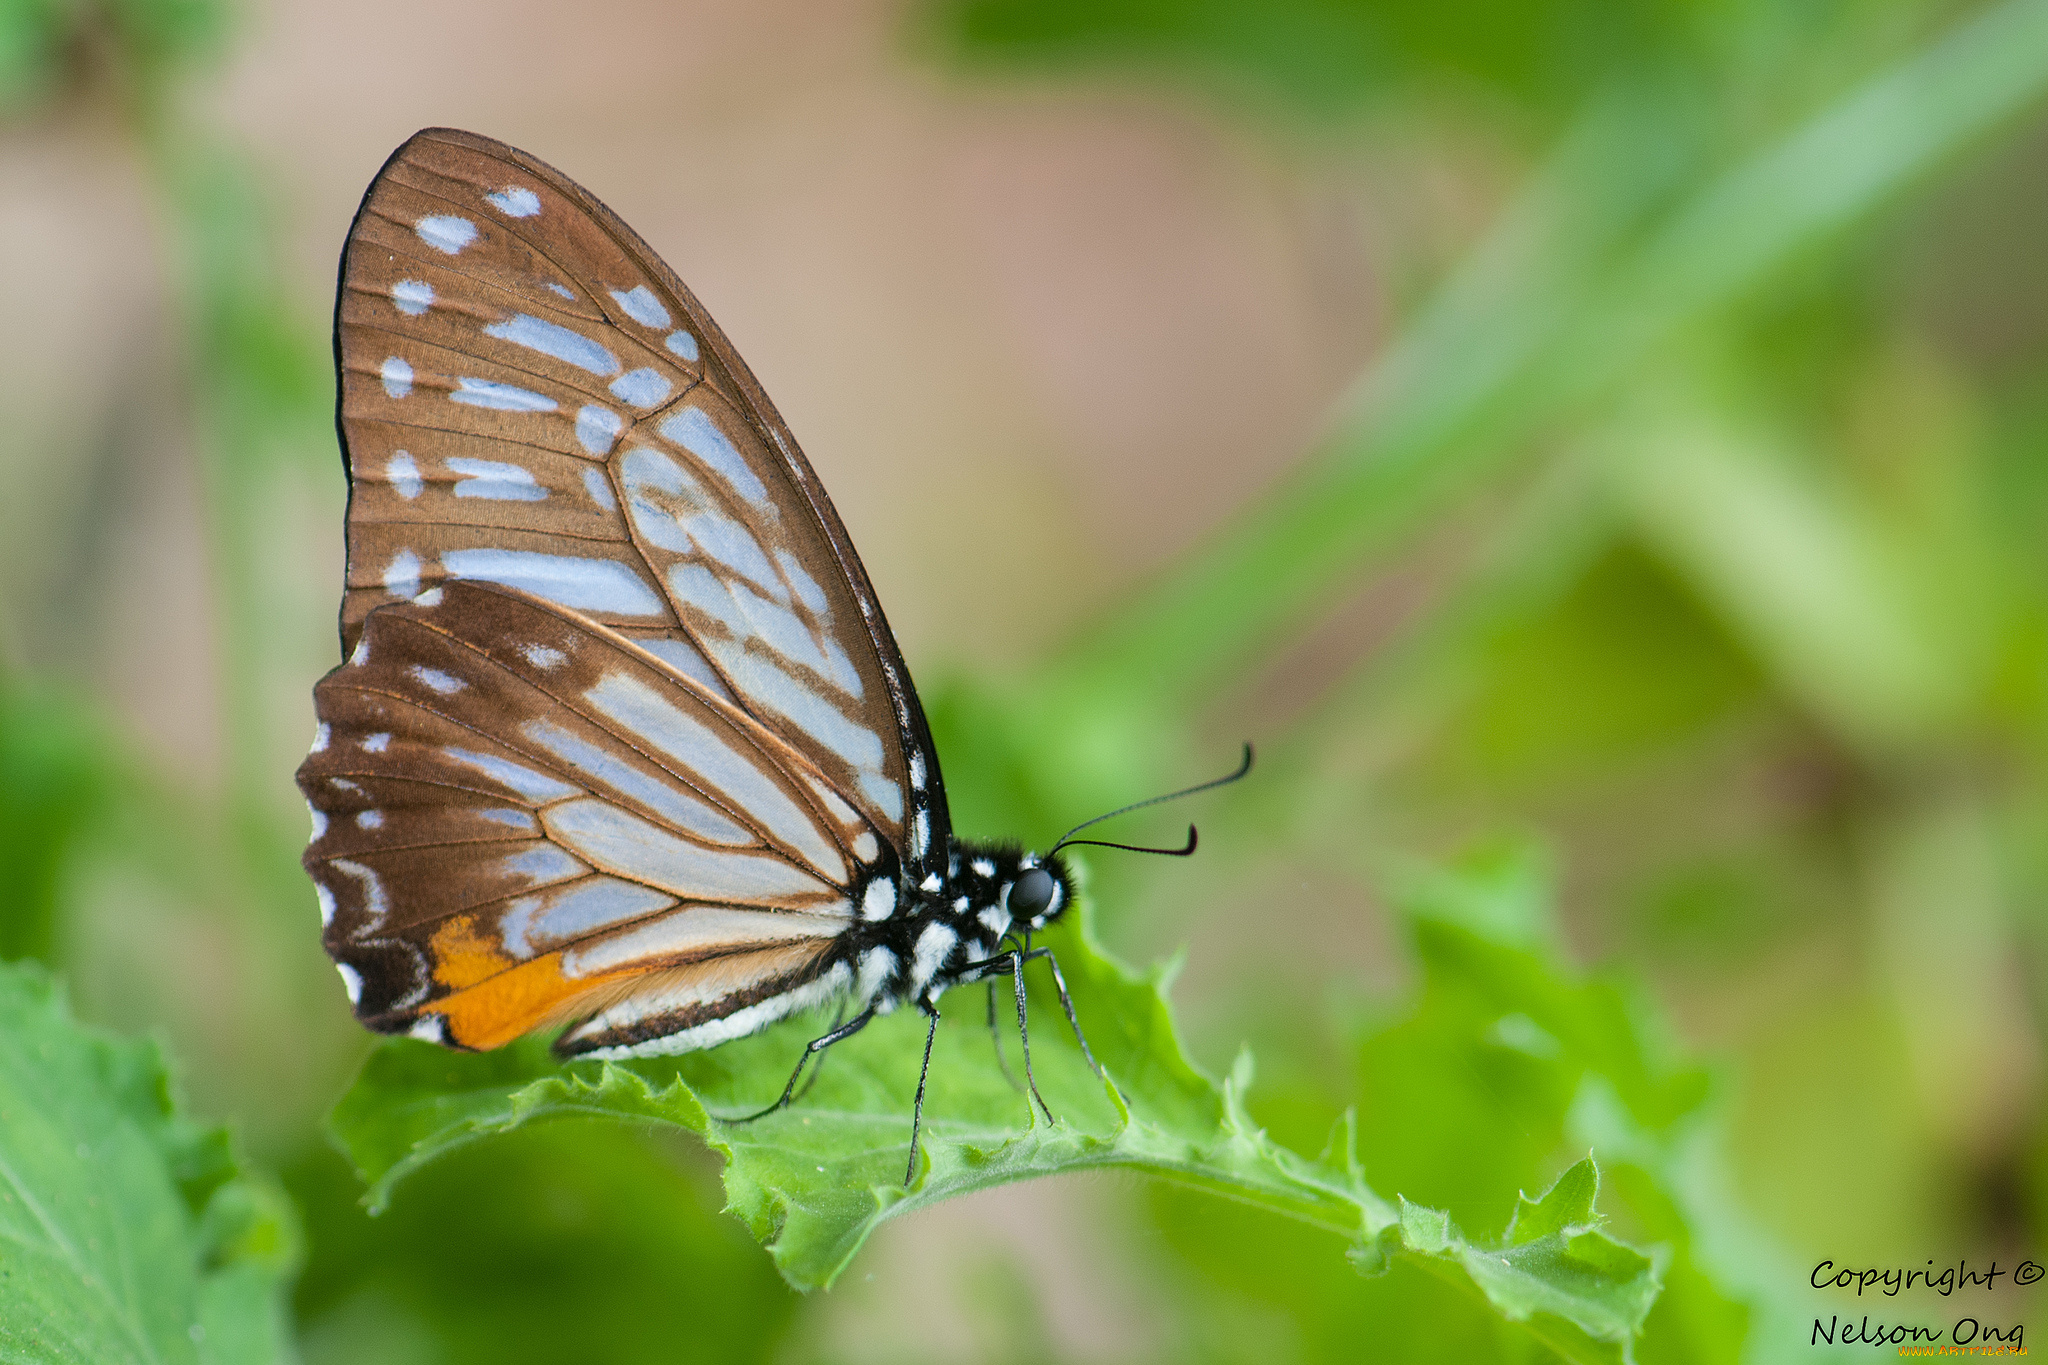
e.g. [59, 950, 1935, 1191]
[331, 127, 946, 873]
[301, 128, 944, 1051]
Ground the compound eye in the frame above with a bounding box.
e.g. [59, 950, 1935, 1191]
[1007, 868, 1056, 921]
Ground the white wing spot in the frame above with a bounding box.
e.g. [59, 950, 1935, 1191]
[451, 377, 557, 412]
[971, 858, 995, 877]
[391, 279, 434, 315]
[414, 587, 443, 606]
[381, 356, 413, 398]
[448, 457, 546, 502]
[307, 805, 327, 841]
[385, 451, 422, 499]
[582, 465, 617, 510]
[356, 809, 384, 830]
[547, 282, 576, 300]
[522, 644, 567, 670]
[408, 1015, 447, 1043]
[309, 722, 330, 753]
[314, 882, 335, 926]
[575, 404, 624, 456]
[362, 732, 391, 753]
[336, 963, 363, 1005]
[665, 330, 700, 362]
[609, 368, 672, 409]
[383, 549, 421, 600]
[416, 215, 478, 254]
[410, 665, 464, 695]
[487, 186, 541, 217]
[610, 286, 670, 328]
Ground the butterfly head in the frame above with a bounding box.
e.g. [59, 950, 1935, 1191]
[1005, 854, 1073, 933]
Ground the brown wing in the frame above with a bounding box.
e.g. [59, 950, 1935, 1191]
[332, 127, 947, 877]
[299, 580, 890, 1054]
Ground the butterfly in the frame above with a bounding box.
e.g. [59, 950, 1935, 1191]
[297, 128, 1246, 1184]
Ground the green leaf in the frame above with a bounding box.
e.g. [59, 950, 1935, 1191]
[1508, 1156, 1599, 1244]
[0, 959, 297, 1365]
[330, 894, 1665, 1358]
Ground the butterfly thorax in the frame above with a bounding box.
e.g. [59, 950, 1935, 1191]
[846, 842, 1072, 1013]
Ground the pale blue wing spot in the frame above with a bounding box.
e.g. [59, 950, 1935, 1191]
[581, 466, 617, 511]
[482, 314, 620, 376]
[502, 879, 675, 958]
[775, 548, 828, 615]
[583, 672, 844, 878]
[451, 378, 558, 412]
[521, 718, 752, 844]
[666, 563, 750, 638]
[383, 549, 421, 598]
[710, 643, 884, 775]
[687, 513, 787, 603]
[441, 548, 663, 616]
[564, 907, 849, 980]
[444, 749, 579, 803]
[543, 798, 825, 901]
[660, 407, 767, 507]
[385, 451, 422, 499]
[381, 357, 413, 398]
[416, 215, 478, 254]
[630, 638, 733, 701]
[500, 843, 588, 885]
[822, 638, 864, 700]
[620, 444, 687, 496]
[860, 770, 904, 823]
[486, 187, 541, 218]
[731, 581, 830, 677]
[391, 279, 434, 316]
[665, 330, 700, 362]
[575, 404, 624, 456]
[609, 368, 673, 408]
[478, 808, 538, 831]
[610, 286, 671, 329]
[547, 282, 577, 301]
[448, 457, 547, 502]
[410, 665, 464, 695]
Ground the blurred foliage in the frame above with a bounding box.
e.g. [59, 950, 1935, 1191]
[5, 0, 2048, 1358]
[0, 961, 298, 1365]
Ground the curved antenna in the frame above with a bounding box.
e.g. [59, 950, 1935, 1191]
[1054, 826, 1198, 859]
[1047, 743, 1252, 858]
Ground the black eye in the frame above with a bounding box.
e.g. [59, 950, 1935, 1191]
[1007, 868, 1056, 920]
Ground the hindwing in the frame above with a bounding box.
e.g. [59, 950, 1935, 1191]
[301, 580, 887, 1052]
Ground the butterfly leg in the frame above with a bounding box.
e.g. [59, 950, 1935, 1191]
[793, 1001, 851, 1106]
[1008, 948, 1057, 1126]
[905, 996, 942, 1188]
[986, 977, 1023, 1093]
[733, 1005, 877, 1123]
[1019, 946, 1123, 1102]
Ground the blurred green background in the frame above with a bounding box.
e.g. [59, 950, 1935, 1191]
[6, 0, 2048, 1359]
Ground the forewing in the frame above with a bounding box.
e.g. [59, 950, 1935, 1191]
[333, 127, 946, 875]
[299, 580, 881, 1052]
